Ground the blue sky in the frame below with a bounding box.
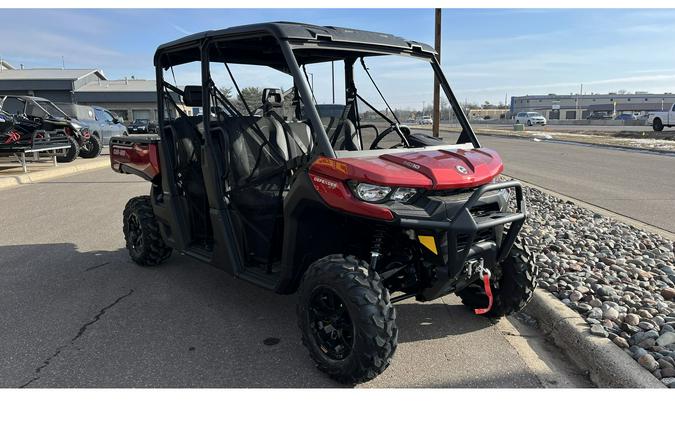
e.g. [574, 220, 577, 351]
[2, 8, 675, 106]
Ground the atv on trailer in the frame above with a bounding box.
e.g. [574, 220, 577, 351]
[0, 95, 100, 161]
[111, 22, 537, 384]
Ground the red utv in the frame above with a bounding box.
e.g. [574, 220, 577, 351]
[110, 22, 537, 384]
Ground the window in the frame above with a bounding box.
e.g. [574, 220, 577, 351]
[1, 97, 26, 114]
[95, 108, 114, 122]
[566, 110, 576, 119]
[110, 110, 128, 121]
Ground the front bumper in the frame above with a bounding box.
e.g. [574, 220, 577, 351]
[395, 181, 526, 300]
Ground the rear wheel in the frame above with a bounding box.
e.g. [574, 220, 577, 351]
[457, 240, 537, 318]
[56, 136, 79, 163]
[123, 195, 172, 266]
[297, 255, 397, 385]
[78, 133, 102, 158]
[653, 118, 664, 132]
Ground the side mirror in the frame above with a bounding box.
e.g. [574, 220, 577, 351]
[113, 117, 122, 124]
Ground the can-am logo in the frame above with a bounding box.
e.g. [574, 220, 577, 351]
[312, 175, 338, 189]
[402, 160, 421, 170]
[456, 165, 468, 174]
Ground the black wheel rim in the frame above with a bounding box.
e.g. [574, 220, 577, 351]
[127, 213, 143, 251]
[308, 287, 354, 360]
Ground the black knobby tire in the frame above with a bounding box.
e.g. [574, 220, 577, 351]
[456, 240, 537, 318]
[78, 133, 103, 159]
[56, 136, 80, 163]
[297, 255, 398, 384]
[653, 119, 664, 132]
[123, 195, 172, 266]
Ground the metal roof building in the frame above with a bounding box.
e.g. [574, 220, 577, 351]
[0, 67, 159, 121]
[510, 92, 675, 120]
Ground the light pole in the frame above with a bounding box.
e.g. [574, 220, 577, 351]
[432, 8, 442, 137]
[331, 61, 335, 104]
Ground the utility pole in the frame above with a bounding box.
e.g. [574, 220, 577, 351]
[432, 8, 442, 137]
[331, 61, 335, 104]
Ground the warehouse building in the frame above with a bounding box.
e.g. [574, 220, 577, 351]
[510, 92, 675, 120]
[0, 64, 159, 121]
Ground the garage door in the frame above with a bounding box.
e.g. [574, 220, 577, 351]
[132, 110, 152, 120]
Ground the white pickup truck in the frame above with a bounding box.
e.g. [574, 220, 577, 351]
[647, 103, 675, 131]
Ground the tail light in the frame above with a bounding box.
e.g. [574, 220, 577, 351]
[3, 130, 21, 144]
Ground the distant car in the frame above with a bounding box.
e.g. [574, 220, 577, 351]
[56, 103, 128, 146]
[418, 115, 433, 125]
[127, 119, 157, 134]
[586, 111, 612, 120]
[515, 112, 546, 126]
[614, 113, 637, 121]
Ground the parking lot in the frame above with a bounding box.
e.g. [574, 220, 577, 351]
[0, 168, 592, 388]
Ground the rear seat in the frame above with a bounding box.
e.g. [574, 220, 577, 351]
[320, 116, 361, 151]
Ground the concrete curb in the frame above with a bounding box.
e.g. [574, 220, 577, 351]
[0, 157, 110, 190]
[474, 130, 675, 155]
[410, 125, 674, 155]
[525, 290, 666, 388]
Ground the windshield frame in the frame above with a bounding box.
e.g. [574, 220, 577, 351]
[286, 42, 481, 155]
[35, 100, 70, 119]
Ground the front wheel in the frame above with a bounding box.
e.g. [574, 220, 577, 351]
[78, 133, 102, 159]
[456, 240, 538, 318]
[527, 120, 532, 126]
[123, 195, 172, 266]
[56, 136, 80, 163]
[653, 119, 664, 132]
[297, 255, 398, 385]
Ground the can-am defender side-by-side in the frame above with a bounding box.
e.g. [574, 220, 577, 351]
[111, 22, 537, 384]
[0, 95, 101, 161]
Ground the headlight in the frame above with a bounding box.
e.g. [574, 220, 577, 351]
[354, 183, 391, 202]
[390, 187, 418, 202]
[352, 183, 418, 203]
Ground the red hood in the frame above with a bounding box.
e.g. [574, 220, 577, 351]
[311, 147, 503, 190]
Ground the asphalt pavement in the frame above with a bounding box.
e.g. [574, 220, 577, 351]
[471, 123, 655, 133]
[0, 169, 587, 388]
[475, 135, 675, 233]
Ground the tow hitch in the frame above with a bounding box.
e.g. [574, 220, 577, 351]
[465, 259, 493, 315]
[474, 266, 493, 315]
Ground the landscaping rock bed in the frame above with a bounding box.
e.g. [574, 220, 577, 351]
[516, 185, 675, 387]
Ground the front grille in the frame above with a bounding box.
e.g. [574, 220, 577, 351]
[469, 202, 500, 217]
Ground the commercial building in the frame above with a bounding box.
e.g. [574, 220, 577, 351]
[0, 63, 159, 121]
[510, 92, 675, 120]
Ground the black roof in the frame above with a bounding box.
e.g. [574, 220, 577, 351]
[155, 21, 435, 68]
[1, 94, 51, 102]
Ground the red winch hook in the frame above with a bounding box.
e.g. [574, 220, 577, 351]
[474, 267, 494, 315]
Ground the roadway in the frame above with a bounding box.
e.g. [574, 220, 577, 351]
[476, 134, 675, 233]
[0, 169, 587, 388]
[471, 123, 656, 133]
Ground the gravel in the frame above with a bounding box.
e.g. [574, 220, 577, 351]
[516, 185, 675, 387]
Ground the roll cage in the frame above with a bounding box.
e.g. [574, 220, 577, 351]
[153, 21, 480, 161]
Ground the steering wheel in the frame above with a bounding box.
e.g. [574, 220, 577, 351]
[369, 124, 410, 150]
